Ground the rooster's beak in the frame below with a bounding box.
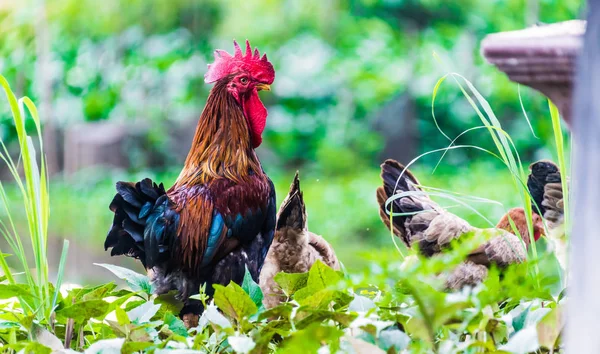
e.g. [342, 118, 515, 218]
[256, 83, 271, 91]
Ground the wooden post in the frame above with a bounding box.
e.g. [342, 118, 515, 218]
[565, 1, 600, 352]
[481, 20, 585, 126]
[480, 15, 600, 352]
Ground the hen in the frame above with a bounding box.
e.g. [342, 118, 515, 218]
[527, 160, 564, 228]
[104, 40, 276, 325]
[259, 172, 339, 308]
[376, 159, 545, 289]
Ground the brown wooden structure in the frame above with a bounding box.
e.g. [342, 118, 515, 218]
[482, 6, 599, 352]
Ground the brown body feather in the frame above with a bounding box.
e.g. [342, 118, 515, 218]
[173, 79, 262, 187]
[165, 81, 270, 274]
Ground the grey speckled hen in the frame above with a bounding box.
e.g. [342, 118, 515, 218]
[376, 159, 544, 290]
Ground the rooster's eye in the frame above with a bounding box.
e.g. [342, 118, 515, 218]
[240, 77, 248, 84]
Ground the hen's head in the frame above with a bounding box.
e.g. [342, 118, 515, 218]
[496, 207, 546, 247]
[205, 40, 275, 148]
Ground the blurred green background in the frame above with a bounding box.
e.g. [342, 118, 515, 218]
[0, 0, 580, 284]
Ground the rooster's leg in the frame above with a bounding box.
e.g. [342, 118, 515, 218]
[182, 313, 199, 329]
[180, 300, 204, 329]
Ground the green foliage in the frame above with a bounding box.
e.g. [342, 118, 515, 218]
[0, 4, 575, 347]
[242, 267, 264, 310]
[94, 263, 153, 295]
[0, 0, 583, 167]
[0, 75, 69, 324]
[213, 282, 258, 325]
[0, 200, 567, 353]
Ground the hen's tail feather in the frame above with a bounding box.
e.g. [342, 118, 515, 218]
[527, 160, 560, 216]
[377, 159, 428, 245]
[105, 178, 168, 268]
[276, 171, 305, 231]
[380, 159, 421, 197]
[542, 172, 564, 227]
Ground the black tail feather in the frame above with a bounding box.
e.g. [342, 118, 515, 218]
[276, 171, 305, 231]
[105, 178, 167, 268]
[376, 159, 427, 246]
[377, 159, 423, 214]
[527, 160, 560, 216]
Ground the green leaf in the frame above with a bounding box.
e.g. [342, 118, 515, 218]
[19, 314, 35, 330]
[296, 289, 353, 309]
[154, 291, 184, 318]
[228, 334, 256, 353]
[30, 323, 63, 351]
[346, 337, 386, 354]
[349, 295, 376, 312]
[241, 266, 263, 309]
[129, 325, 153, 342]
[213, 282, 258, 322]
[124, 300, 146, 312]
[86, 338, 125, 353]
[21, 342, 51, 354]
[511, 304, 531, 333]
[109, 289, 135, 297]
[296, 309, 357, 329]
[0, 284, 36, 300]
[306, 260, 341, 290]
[258, 303, 293, 321]
[163, 312, 188, 337]
[108, 291, 138, 314]
[0, 320, 21, 331]
[274, 271, 309, 297]
[404, 316, 430, 342]
[277, 323, 343, 354]
[537, 305, 563, 350]
[115, 307, 130, 325]
[94, 263, 153, 294]
[294, 261, 341, 301]
[128, 301, 161, 323]
[487, 319, 508, 344]
[500, 326, 539, 354]
[121, 341, 153, 354]
[378, 328, 410, 352]
[55, 300, 110, 323]
[203, 303, 232, 328]
[81, 283, 117, 301]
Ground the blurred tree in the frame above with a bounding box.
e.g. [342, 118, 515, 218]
[0, 0, 584, 174]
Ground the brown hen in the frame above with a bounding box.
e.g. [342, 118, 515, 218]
[260, 172, 340, 308]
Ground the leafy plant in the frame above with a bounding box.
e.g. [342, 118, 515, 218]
[0, 74, 69, 324]
[0, 68, 569, 353]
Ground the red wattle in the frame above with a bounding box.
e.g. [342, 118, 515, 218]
[243, 89, 267, 148]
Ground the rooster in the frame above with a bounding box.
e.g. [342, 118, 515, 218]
[376, 159, 545, 289]
[527, 160, 564, 229]
[104, 40, 276, 326]
[259, 172, 339, 308]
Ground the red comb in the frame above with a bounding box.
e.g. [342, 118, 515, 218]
[205, 40, 274, 84]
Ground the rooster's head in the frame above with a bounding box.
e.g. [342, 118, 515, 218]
[205, 40, 275, 148]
